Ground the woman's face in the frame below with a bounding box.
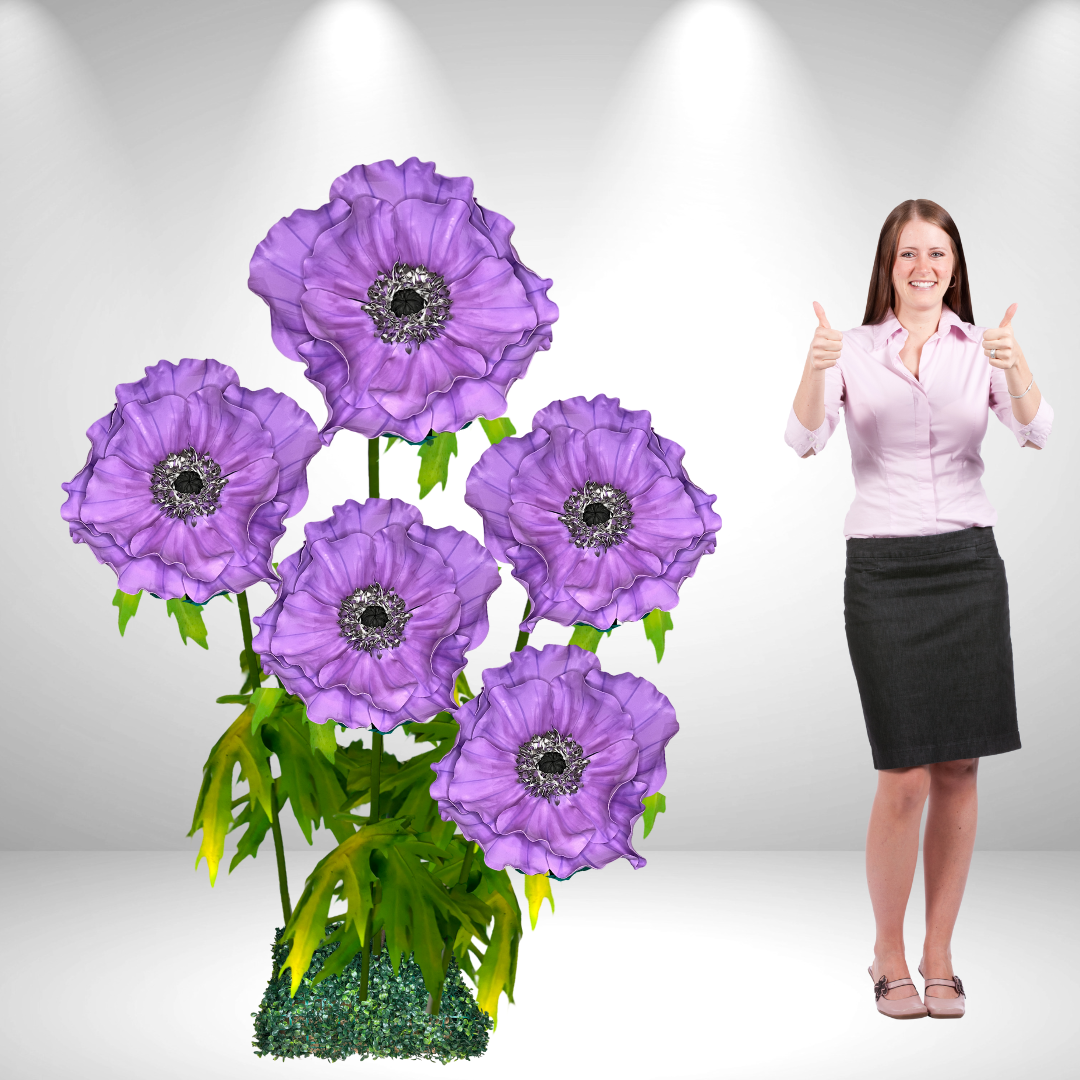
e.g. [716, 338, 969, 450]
[891, 218, 955, 316]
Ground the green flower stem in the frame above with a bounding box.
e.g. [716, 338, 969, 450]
[428, 841, 477, 1017]
[358, 728, 386, 1002]
[237, 590, 261, 690]
[270, 778, 291, 925]
[368, 437, 380, 499]
[513, 599, 532, 652]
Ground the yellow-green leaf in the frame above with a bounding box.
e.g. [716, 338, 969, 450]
[454, 670, 474, 705]
[475, 888, 519, 1025]
[478, 416, 516, 445]
[642, 791, 667, 838]
[307, 718, 337, 763]
[643, 608, 674, 662]
[112, 589, 141, 635]
[417, 431, 458, 498]
[250, 686, 284, 735]
[166, 597, 208, 648]
[523, 873, 554, 930]
[568, 624, 603, 653]
[188, 704, 274, 885]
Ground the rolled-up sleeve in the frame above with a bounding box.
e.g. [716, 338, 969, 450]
[785, 365, 844, 456]
[990, 367, 1053, 448]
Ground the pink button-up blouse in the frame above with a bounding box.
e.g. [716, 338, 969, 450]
[785, 309, 1054, 538]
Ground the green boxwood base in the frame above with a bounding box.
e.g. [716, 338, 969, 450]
[252, 927, 493, 1062]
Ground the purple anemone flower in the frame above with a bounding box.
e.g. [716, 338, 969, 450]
[248, 157, 558, 443]
[431, 644, 677, 878]
[253, 498, 500, 730]
[61, 358, 321, 603]
[465, 395, 721, 630]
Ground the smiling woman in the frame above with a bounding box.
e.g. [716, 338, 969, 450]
[785, 197, 1053, 1021]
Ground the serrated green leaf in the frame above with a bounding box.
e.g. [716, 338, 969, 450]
[250, 686, 284, 735]
[188, 704, 274, 885]
[228, 798, 271, 874]
[166, 597, 208, 648]
[643, 608, 674, 662]
[385, 435, 400, 450]
[112, 589, 141, 635]
[238, 647, 264, 694]
[307, 718, 337, 763]
[417, 431, 458, 498]
[568, 624, 603, 653]
[523, 873, 554, 930]
[472, 871, 521, 1025]
[478, 417, 516, 445]
[642, 791, 667, 838]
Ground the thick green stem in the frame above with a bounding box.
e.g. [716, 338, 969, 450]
[237, 590, 261, 690]
[269, 778, 291, 926]
[513, 599, 532, 652]
[369, 730, 383, 823]
[358, 729, 385, 1002]
[368, 437, 380, 498]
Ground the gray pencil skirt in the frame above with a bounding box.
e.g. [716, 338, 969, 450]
[844, 526, 1021, 770]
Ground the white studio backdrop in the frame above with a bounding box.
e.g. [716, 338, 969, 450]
[0, 0, 1075, 854]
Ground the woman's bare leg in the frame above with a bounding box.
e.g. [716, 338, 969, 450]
[921, 757, 979, 997]
[866, 766, 931, 996]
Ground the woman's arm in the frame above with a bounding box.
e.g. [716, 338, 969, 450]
[982, 304, 1042, 438]
[792, 303, 843, 456]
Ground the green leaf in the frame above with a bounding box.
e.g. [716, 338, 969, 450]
[643, 608, 674, 662]
[568, 624, 603, 653]
[239, 647, 264, 694]
[111, 589, 141, 635]
[385, 435, 400, 451]
[523, 873, 554, 930]
[416, 431, 458, 498]
[642, 791, 667, 838]
[263, 700, 353, 846]
[471, 866, 522, 1024]
[454, 670, 474, 705]
[215, 694, 251, 705]
[478, 416, 516, 445]
[188, 704, 274, 885]
[250, 686, 284, 735]
[166, 597, 208, 649]
[307, 718, 337, 764]
[228, 798, 271, 874]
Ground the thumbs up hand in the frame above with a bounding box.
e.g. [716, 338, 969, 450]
[809, 302, 843, 371]
[982, 304, 1021, 370]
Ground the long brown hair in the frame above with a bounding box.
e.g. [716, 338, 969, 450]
[862, 199, 974, 325]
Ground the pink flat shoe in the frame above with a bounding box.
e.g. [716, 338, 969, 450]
[918, 964, 966, 1019]
[868, 966, 928, 1019]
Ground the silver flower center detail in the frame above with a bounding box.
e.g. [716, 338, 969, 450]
[339, 582, 411, 657]
[361, 262, 452, 354]
[150, 447, 227, 522]
[516, 729, 589, 803]
[558, 481, 633, 555]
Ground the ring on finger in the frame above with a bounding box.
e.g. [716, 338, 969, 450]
[990, 348, 997, 360]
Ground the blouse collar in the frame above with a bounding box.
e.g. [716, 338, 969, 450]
[871, 307, 980, 350]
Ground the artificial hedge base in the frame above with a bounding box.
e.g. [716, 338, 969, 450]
[253, 927, 493, 1062]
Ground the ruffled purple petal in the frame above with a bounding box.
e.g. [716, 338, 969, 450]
[329, 157, 475, 207]
[464, 430, 545, 561]
[443, 257, 536, 360]
[248, 200, 351, 362]
[391, 198, 495, 281]
[115, 357, 239, 411]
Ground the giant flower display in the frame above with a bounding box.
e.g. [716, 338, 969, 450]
[465, 395, 721, 630]
[248, 157, 558, 443]
[61, 358, 321, 602]
[431, 644, 677, 878]
[254, 498, 500, 730]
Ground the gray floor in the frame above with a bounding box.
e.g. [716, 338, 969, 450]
[2, 851, 1076, 1078]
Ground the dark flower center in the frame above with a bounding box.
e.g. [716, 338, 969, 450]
[361, 262, 452, 354]
[582, 502, 611, 527]
[559, 481, 633, 555]
[360, 604, 389, 629]
[537, 751, 566, 775]
[390, 287, 425, 318]
[173, 470, 204, 495]
[150, 447, 227, 522]
[339, 583, 411, 657]
[516, 730, 589, 803]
